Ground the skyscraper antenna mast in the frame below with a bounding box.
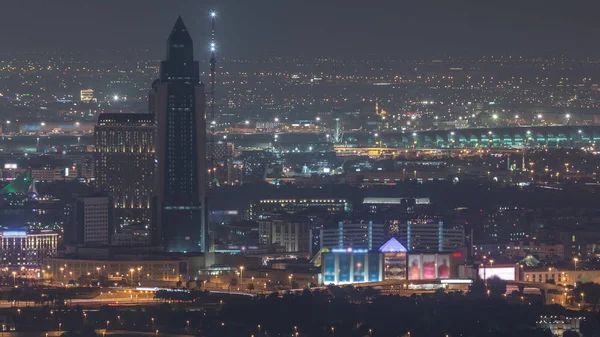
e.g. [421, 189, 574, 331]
[207, 10, 217, 253]
[209, 10, 217, 130]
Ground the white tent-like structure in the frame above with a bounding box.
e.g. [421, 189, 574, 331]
[378, 237, 408, 253]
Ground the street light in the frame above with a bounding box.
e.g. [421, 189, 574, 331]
[130, 268, 135, 286]
[239, 266, 244, 284]
[573, 257, 579, 270]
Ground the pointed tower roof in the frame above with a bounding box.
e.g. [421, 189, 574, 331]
[168, 16, 192, 44]
[164, 16, 195, 70]
[378, 237, 408, 253]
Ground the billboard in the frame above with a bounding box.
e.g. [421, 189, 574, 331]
[478, 266, 516, 281]
[408, 254, 421, 280]
[422, 254, 436, 279]
[437, 255, 451, 279]
[384, 252, 407, 280]
[408, 253, 453, 280]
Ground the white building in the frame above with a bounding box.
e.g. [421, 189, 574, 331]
[258, 218, 310, 252]
[320, 221, 385, 250]
[398, 219, 464, 252]
[68, 194, 114, 245]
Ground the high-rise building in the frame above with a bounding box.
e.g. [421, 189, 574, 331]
[95, 113, 155, 223]
[67, 193, 114, 245]
[320, 221, 386, 250]
[151, 17, 208, 253]
[398, 219, 465, 252]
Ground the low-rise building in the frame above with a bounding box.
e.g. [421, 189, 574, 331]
[0, 228, 58, 267]
[473, 241, 564, 259]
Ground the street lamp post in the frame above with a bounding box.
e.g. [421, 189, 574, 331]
[573, 257, 579, 271]
[239, 266, 244, 285]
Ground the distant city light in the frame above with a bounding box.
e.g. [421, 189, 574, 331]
[316, 117, 321, 121]
[492, 114, 498, 120]
[40, 122, 45, 126]
[245, 120, 250, 125]
[113, 95, 119, 101]
[274, 118, 279, 122]
[566, 113, 571, 119]
[515, 115, 519, 119]
[210, 11, 217, 18]
[5, 120, 10, 124]
[374, 133, 379, 137]
[537, 114, 543, 119]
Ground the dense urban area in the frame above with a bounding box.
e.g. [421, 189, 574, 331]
[3, 3, 600, 337]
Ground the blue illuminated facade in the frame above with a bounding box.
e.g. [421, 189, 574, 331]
[322, 249, 383, 285]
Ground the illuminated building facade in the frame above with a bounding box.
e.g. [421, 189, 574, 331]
[0, 229, 58, 266]
[398, 219, 465, 252]
[80, 89, 96, 102]
[537, 316, 583, 337]
[251, 198, 351, 219]
[95, 113, 155, 223]
[320, 221, 385, 250]
[322, 249, 383, 285]
[45, 257, 188, 284]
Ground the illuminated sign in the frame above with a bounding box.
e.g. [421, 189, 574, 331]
[440, 279, 473, 284]
[4, 164, 17, 169]
[331, 248, 369, 254]
[478, 267, 516, 281]
[2, 230, 27, 237]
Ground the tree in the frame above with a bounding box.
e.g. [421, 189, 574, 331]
[468, 279, 486, 298]
[488, 277, 507, 297]
[229, 277, 238, 291]
[247, 283, 255, 293]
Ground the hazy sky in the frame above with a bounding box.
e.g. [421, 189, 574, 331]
[0, 0, 599, 58]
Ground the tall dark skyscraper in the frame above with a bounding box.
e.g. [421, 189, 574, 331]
[150, 16, 208, 253]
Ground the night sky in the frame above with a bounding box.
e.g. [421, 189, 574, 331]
[1, 0, 599, 58]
